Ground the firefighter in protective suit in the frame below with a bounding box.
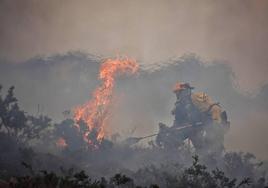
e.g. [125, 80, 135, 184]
[156, 82, 229, 154]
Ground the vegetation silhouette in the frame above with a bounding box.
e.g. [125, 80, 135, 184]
[0, 85, 267, 188]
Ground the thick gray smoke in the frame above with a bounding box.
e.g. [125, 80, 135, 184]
[0, 52, 267, 160]
[1, 0, 268, 90]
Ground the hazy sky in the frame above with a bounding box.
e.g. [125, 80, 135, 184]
[0, 0, 267, 90]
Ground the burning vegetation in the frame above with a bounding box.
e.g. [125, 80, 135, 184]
[0, 55, 267, 188]
[73, 58, 139, 148]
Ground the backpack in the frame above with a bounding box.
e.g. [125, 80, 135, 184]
[191, 92, 222, 124]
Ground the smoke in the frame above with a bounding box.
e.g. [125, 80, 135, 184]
[0, 0, 268, 90]
[0, 52, 267, 160]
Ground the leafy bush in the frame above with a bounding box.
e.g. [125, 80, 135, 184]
[0, 85, 52, 146]
[4, 156, 266, 188]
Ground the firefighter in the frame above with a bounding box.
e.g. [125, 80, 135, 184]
[172, 82, 229, 128]
[163, 82, 229, 154]
[171, 83, 203, 127]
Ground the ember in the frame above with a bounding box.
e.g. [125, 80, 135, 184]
[56, 137, 67, 148]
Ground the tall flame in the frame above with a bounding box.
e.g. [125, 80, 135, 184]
[73, 58, 138, 147]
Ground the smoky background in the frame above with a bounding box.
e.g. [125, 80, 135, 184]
[0, 52, 267, 160]
[0, 0, 268, 90]
[0, 1, 268, 183]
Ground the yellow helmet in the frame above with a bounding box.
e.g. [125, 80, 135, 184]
[173, 82, 194, 93]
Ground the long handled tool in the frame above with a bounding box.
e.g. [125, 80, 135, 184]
[121, 125, 193, 146]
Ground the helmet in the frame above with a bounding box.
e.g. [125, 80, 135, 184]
[173, 82, 194, 93]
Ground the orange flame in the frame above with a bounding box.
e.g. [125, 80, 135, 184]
[73, 58, 138, 147]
